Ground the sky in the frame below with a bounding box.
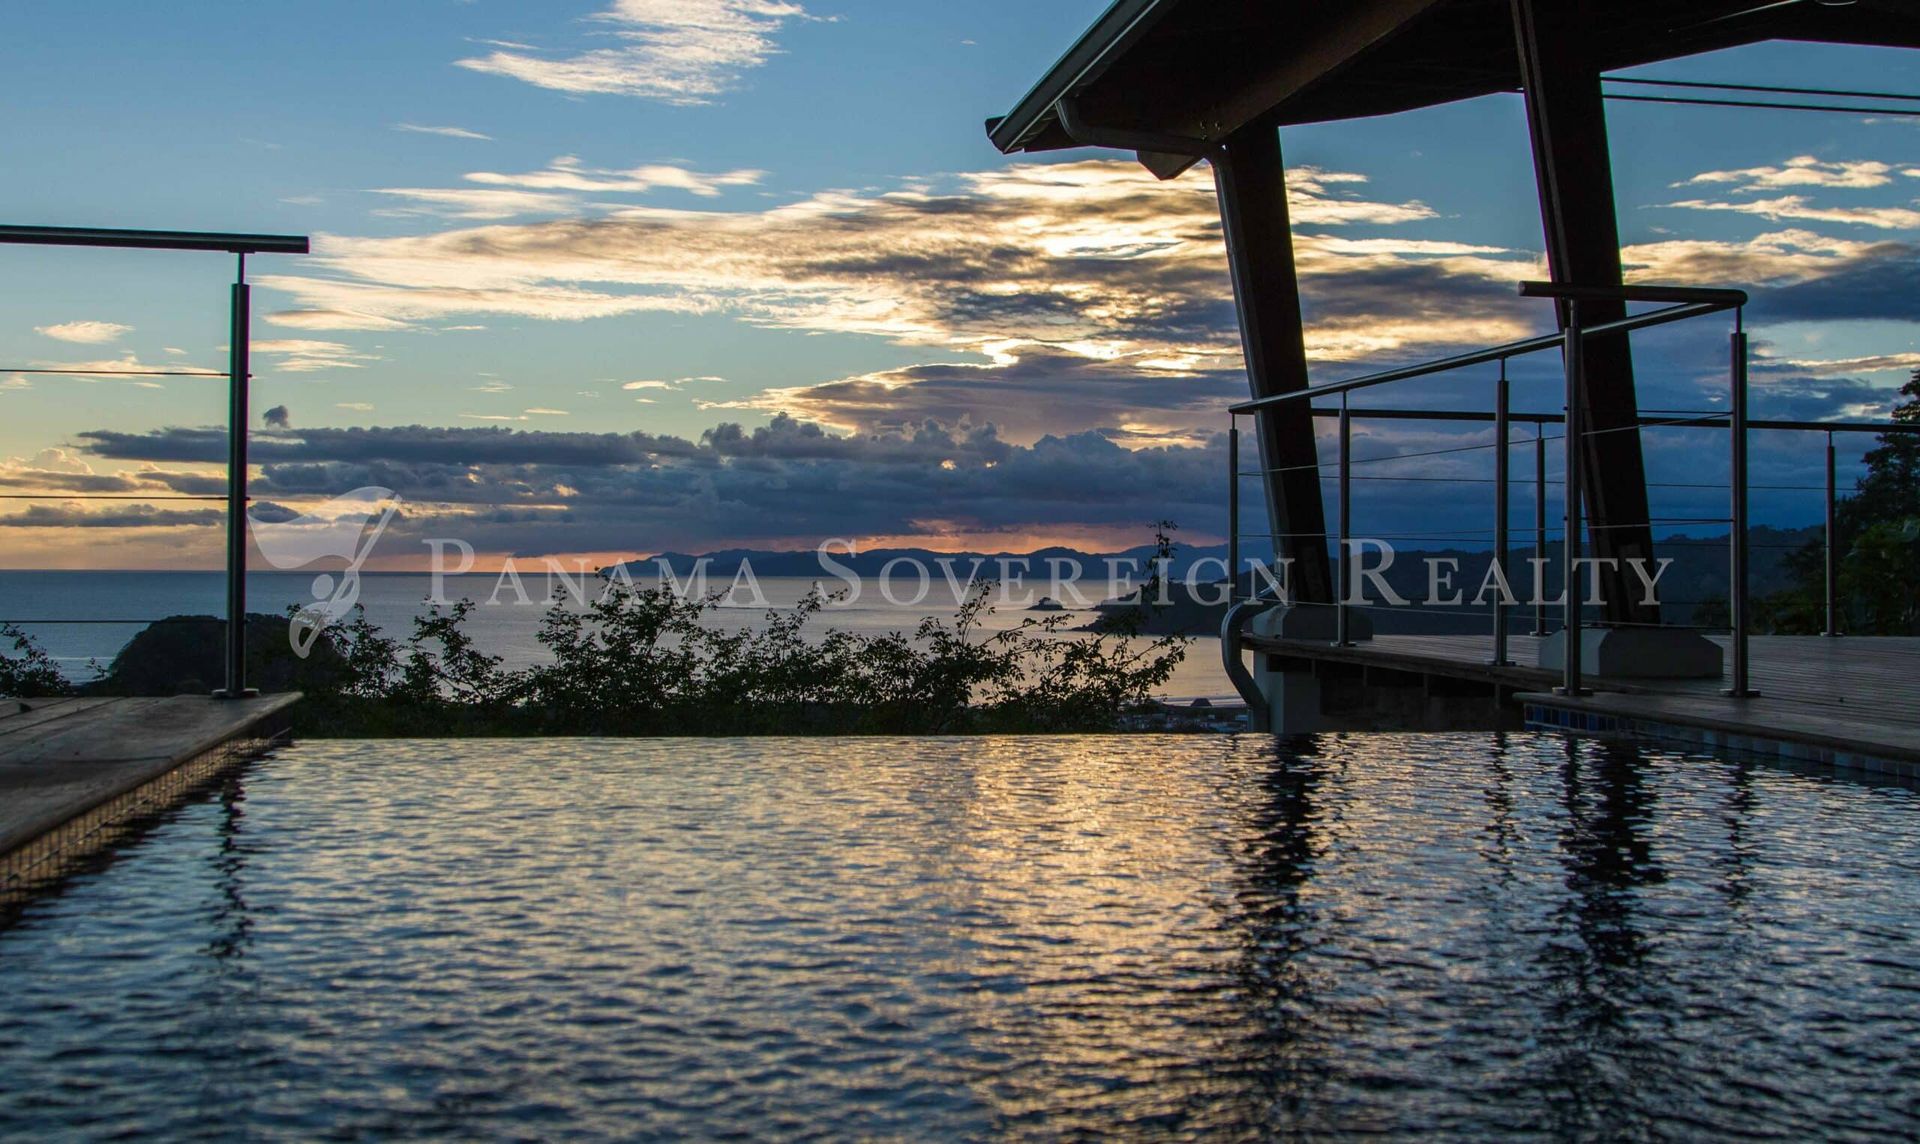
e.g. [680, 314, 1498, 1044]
[0, 0, 1916, 569]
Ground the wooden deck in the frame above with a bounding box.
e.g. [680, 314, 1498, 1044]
[0, 694, 298, 899]
[1244, 632, 1920, 773]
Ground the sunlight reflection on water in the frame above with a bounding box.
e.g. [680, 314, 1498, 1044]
[1, 733, 1917, 1139]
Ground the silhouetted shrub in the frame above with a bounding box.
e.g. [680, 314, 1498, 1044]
[0, 624, 71, 699]
[293, 581, 1187, 736]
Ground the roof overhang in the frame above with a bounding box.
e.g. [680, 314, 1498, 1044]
[987, 0, 1920, 178]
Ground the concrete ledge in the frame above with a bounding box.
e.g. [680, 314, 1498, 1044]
[1537, 626, 1723, 679]
[1249, 603, 1373, 642]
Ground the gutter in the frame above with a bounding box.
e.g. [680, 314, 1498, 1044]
[1053, 98, 1219, 160]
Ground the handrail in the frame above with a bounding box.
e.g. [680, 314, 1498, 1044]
[1229, 297, 1738, 414]
[1217, 278, 1864, 712]
[1294, 407, 1920, 434]
[1516, 281, 1748, 306]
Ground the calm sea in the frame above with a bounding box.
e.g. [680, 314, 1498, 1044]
[0, 571, 1235, 700]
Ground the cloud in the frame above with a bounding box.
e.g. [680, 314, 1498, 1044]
[394, 123, 493, 141]
[464, 155, 764, 197]
[454, 0, 812, 104]
[2, 504, 226, 529]
[372, 187, 579, 220]
[1675, 156, 1898, 192]
[1750, 242, 1920, 324]
[267, 309, 416, 332]
[0, 446, 224, 494]
[250, 153, 1917, 478]
[35, 320, 132, 344]
[263, 404, 292, 428]
[253, 339, 382, 373]
[1756, 352, 1920, 377]
[1621, 228, 1901, 287]
[26, 448, 91, 474]
[371, 159, 763, 220]
[67, 356, 1900, 557]
[1663, 194, 1920, 230]
[23, 353, 204, 385]
[263, 159, 1536, 440]
[336, 402, 375, 412]
[524, 407, 570, 416]
[714, 345, 1242, 442]
[65, 415, 1223, 552]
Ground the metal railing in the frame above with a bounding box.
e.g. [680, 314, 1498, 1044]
[0, 224, 307, 699]
[1225, 281, 1919, 700]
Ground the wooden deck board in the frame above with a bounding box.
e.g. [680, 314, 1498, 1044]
[0, 697, 119, 739]
[1243, 630, 1920, 762]
[0, 694, 300, 857]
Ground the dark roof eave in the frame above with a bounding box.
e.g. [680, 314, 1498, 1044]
[984, 0, 1176, 155]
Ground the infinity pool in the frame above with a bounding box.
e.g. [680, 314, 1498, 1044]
[2, 735, 1918, 1139]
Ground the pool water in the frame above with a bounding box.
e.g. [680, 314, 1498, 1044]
[2, 734, 1918, 1139]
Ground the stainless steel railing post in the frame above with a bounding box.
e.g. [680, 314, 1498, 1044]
[1228, 422, 1240, 605]
[1533, 428, 1548, 636]
[1726, 314, 1757, 697]
[1491, 360, 1512, 666]
[1557, 300, 1587, 697]
[1336, 391, 1353, 647]
[1824, 428, 1840, 638]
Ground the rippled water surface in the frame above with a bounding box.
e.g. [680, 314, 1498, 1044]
[3, 734, 1919, 1140]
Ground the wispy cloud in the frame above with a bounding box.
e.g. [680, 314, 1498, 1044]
[25, 353, 201, 386]
[371, 186, 580, 220]
[1675, 156, 1899, 192]
[267, 309, 415, 332]
[465, 155, 764, 197]
[372, 158, 762, 219]
[1622, 228, 1898, 284]
[455, 0, 813, 104]
[1756, 351, 1920, 377]
[1663, 194, 1920, 230]
[35, 320, 131, 344]
[1663, 155, 1920, 230]
[394, 122, 493, 141]
[336, 401, 376, 412]
[253, 339, 381, 373]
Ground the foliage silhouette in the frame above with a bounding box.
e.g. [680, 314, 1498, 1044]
[291, 579, 1188, 736]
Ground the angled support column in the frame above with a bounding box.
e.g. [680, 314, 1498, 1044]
[1213, 124, 1333, 605]
[1512, 0, 1659, 626]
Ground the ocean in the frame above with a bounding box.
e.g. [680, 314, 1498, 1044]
[0, 571, 1237, 701]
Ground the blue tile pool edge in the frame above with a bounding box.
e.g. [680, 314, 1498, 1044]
[1522, 699, 1920, 780]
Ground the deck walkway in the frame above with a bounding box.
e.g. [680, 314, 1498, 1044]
[1244, 632, 1920, 774]
[0, 694, 298, 898]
